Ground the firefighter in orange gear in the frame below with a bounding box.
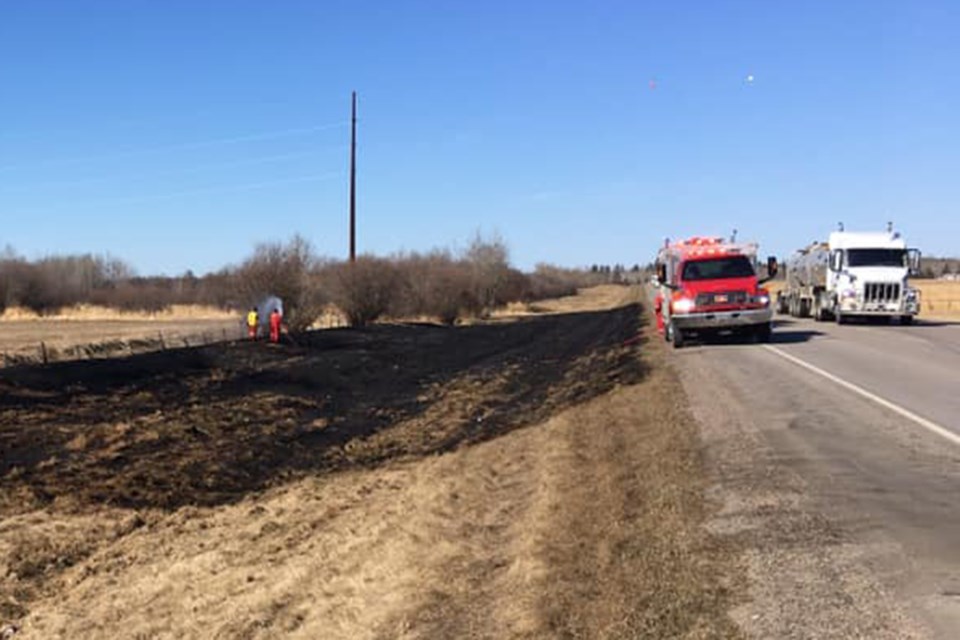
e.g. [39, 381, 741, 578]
[269, 308, 282, 343]
[246, 307, 259, 340]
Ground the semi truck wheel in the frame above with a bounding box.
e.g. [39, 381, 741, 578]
[813, 298, 827, 321]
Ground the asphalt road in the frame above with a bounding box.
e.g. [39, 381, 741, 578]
[673, 316, 960, 638]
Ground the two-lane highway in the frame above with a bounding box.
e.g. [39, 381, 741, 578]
[674, 317, 960, 638]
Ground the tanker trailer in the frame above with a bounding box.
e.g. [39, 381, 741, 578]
[776, 242, 832, 320]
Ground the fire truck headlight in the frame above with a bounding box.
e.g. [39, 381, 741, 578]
[672, 298, 696, 314]
[754, 294, 770, 306]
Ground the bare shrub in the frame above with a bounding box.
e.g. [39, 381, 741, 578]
[326, 257, 400, 326]
[465, 232, 513, 315]
[234, 235, 324, 331]
[527, 264, 594, 301]
[394, 251, 479, 324]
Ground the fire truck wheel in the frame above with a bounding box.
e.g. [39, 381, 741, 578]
[668, 321, 685, 348]
[900, 315, 914, 325]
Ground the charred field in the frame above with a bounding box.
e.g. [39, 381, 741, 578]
[1, 305, 645, 515]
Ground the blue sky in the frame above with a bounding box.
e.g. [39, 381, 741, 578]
[1, 1, 958, 275]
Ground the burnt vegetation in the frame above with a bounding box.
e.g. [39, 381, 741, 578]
[0, 304, 647, 513]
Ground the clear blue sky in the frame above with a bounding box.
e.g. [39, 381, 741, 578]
[2, 1, 958, 275]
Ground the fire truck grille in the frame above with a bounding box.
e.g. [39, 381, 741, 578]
[695, 291, 748, 306]
[864, 282, 900, 304]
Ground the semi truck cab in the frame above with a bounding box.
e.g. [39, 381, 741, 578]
[826, 232, 921, 323]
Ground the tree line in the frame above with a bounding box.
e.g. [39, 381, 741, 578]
[0, 235, 614, 330]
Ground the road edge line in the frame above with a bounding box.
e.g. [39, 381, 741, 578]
[762, 344, 960, 448]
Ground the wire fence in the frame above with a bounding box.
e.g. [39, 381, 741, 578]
[0, 322, 249, 369]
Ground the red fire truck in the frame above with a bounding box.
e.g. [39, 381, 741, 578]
[654, 236, 778, 348]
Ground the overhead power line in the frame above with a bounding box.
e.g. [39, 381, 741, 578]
[0, 147, 348, 193]
[12, 172, 344, 214]
[0, 121, 349, 173]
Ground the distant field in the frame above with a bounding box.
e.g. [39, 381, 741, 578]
[0, 306, 242, 364]
[915, 281, 960, 317]
[763, 280, 960, 320]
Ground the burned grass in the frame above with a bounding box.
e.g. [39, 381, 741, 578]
[1, 304, 645, 515]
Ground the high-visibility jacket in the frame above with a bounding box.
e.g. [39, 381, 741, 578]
[247, 310, 258, 327]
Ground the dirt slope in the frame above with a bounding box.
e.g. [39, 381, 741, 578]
[1, 286, 741, 638]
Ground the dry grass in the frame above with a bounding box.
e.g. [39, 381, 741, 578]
[914, 281, 960, 318]
[491, 284, 633, 319]
[0, 304, 235, 322]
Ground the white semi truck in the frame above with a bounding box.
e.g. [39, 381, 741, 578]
[776, 228, 922, 324]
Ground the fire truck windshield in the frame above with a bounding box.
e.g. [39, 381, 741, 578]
[681, 256, 755, 281]
[846, 248, 907, 268]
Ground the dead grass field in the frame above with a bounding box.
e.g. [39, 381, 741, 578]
[1, 285, 742, 638]
[0, 305, 240, 358]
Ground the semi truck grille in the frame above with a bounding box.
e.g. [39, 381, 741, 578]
[864, 282, 900, 303]
[695, 291, 748, 306]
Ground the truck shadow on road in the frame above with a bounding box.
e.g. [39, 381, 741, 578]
[676, 326, 823, 348]
[770, 329, 825, 344]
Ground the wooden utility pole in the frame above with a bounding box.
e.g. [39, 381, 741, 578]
[349, 91, 357, 262]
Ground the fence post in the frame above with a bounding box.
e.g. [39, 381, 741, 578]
[158, 332, 166, 350]
[40, 341, 48, 365]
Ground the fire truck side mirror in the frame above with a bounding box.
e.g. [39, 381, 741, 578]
[656, 263, 667, 285]
[766, 256, 778, 278]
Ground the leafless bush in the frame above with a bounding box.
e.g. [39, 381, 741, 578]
[527, 264, 604, 300]
[233, 235, 325, 331]
[393, 251, 479, 324]
[0, 252, 138, 315]
[326, 257, 401, 326]
[464, 232, 513, 315]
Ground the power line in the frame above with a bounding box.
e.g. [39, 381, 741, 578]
[10, 172, 343, 214]
[0, 147, 348, 193]
[0, 121, 348, 173]
[0, 98, 327, 141]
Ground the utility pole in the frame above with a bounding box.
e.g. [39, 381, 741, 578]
[349, 91, 357, 263]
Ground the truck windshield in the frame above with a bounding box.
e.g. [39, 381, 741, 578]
[681, 256, 755, 281]
[847, 249, 907, 268]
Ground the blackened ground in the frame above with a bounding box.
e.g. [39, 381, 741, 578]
[0, 305, 645, 514]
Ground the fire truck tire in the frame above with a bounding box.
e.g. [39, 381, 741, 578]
[900, 315, 914, 325]
[668, 321, 685, 348]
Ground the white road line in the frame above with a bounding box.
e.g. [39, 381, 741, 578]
[762, 345, 960, 448]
